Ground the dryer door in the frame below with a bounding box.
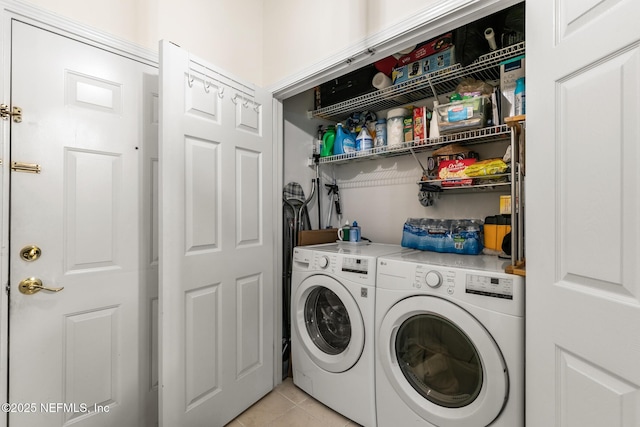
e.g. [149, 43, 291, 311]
[379, 296, 508, 427]
[293, 274, 364, 373]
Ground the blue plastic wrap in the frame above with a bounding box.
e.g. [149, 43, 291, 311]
[401, 218, 484, 255]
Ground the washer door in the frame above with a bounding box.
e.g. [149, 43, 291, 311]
[293, 274, 364, 373]
[379, 296, 508, 427]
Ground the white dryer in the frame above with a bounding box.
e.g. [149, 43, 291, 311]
[375, 251, 524, 427]
[291, 243, 407, 427]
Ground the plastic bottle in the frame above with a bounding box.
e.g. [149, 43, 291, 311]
[355, 127, 373, 153]
[514, 77, 525, 115]
[315, 125, 324, 155]
[374, 118, 387, 147]
[430, 101, 440, 139]
[333, 122, 356, 156]
[387, 108, 410, 146]
[349, 221, 361, 242]
[320, 125, 335, 157]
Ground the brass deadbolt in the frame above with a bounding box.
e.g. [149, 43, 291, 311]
[20, 245, 42, 262]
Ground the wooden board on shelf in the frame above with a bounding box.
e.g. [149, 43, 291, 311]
[505, 114, 526, 125]
[505, 259, 526, 276]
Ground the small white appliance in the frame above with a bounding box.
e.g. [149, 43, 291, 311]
[291, 242, 407, 427]
[375, 251, 524, 427]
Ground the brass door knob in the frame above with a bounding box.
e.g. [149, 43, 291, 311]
[18, 277, 64, 295]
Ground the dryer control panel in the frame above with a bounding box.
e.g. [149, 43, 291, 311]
[465, 274, 513, 299]
[411, 265, 514, 300]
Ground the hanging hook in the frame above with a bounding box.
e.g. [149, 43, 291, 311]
[187, 53, 194, 88]
[204, 80, 210, 93]
[218, 86, 225, 99]
[187, 69, 194, 88]
[231, 94, 239, 105]
[242, 98, 249, 108]
[253, 101, 260, 112]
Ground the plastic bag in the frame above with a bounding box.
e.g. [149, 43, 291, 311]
[464, 158, 508, 177]
[454, 78, 494, 98]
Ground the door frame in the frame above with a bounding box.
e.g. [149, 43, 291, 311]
[0, 0, 525, 425]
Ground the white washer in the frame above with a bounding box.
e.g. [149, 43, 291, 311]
[291, 242, 408, 427]
[375, 251, 524, 427]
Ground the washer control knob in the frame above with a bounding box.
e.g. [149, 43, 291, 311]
[425, 271, 443, 288]
[318, 256, 329, 269]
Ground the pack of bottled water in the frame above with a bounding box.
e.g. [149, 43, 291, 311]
[401, 218, 484, 255]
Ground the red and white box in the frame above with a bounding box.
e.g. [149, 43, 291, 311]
[397, 33, 454, 66]
[413, 106, 429, 144]
[438, 158, 476, 186]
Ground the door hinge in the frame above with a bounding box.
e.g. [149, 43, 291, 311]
[11, 161, 41, 174]
[5, 283, 9, 296]
[0, 104, 22, 123]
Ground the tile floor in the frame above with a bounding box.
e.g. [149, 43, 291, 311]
[225, 377, 362, 427]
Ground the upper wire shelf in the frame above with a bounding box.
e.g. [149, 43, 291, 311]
[317, 124, 512, 165]
[309, 42, 525, 122]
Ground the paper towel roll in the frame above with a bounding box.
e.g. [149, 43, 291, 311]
[372, 72, 392, 90]
[484, 27, 497, 50]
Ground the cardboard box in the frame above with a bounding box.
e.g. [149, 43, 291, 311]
[403, 117, 413, 143]
[500, 195, 512, 215]
[413, 106, 428, 143]
[397, 33, 454, 66]
[314, 65, 378, 109]
[392, 47, 455, 85]
[298, 229, 338, 246]
[438, 158, 476, 187]
[500, 55, 525, 120]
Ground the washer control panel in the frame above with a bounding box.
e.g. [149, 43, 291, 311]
[317, 255, 330, 269]
[424, 270, 443, 288]
[311, 252, 337, 273]
[306, 251, 373, 283]
[341, 257, 369, 275]
[414, 265, 456, 294]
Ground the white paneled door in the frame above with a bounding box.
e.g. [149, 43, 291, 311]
[527, 1, 640, 426]
[8, 21, 155, 426]
[159, 41, 274, 427]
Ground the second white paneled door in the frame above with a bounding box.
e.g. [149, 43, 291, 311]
[159, 41, 275, 427]
[527, 0, 640, 425]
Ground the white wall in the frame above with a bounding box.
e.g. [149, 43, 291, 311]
[20, 0, 453, 87]
[261, 0, 442, 87]
[21, 0, 264, 85]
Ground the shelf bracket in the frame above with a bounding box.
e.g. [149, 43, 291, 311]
[409, 148, 428, 175]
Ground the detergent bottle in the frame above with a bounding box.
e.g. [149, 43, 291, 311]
[320, 125, 335, 157]
[333, 122, 356, 156]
